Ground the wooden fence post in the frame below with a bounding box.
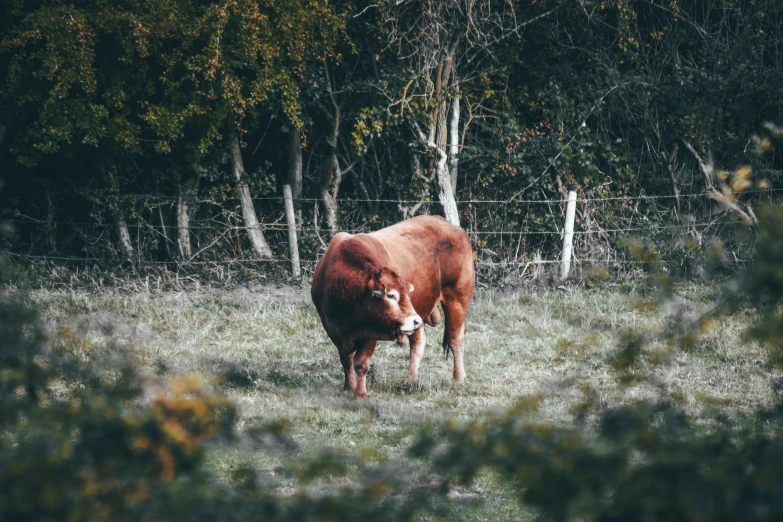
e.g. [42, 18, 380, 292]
[560, 190, 577, 280]
[283, 184, 301, 278]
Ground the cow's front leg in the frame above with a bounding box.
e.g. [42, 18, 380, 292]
[408, 327, 426, 381]
[339, 344, 357, 392]
[353, 339, 378, 399]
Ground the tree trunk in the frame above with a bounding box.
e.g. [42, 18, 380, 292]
[553, 166, 565, 195]
[320, 84, 342, 238]
[158, 204, 173, 259]
[422, 43, 460, 226]
[398, 154, 429, 220]
[663, 145, 681, 218]
[115, 210, 134, 259]
[177, 179, 196, 260]
[108, 170, 134, 259]
[433, 91, 459, 226]
[320, 156, 342, 237]
[288, 128, 303, 200]
[228, 128, 273, 258]
[435, 146, 460, 226]
[449, 95, 460, 197]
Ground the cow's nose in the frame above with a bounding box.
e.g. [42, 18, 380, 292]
[413, 316, 422, 329]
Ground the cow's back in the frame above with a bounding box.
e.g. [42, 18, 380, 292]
[368, 216, 474, 316]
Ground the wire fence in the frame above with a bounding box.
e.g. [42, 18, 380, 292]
[4, 185, 776, 283]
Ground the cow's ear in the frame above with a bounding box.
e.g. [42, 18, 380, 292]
[408, 283, 415, 293]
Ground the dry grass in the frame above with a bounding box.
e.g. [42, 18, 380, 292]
[23, 283, 780, 519]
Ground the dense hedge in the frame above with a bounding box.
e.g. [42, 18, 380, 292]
[1, 1, 782, 271]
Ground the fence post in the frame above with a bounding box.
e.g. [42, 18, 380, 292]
[283, 184, 301, 278]
[560, 190, 577, 280]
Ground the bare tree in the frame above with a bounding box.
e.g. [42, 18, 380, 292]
[449, 93, 460, 197]
[106, 168, 134, 259]
[177, 177, 197, 259]
[319, 68, 342, 237]
[379, 0, 561, 226]
[228, 126, 273, 258]
[318, 64, 357, 237]
[114, 211, 134, 260]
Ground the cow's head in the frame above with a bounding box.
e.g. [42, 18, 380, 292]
[366, 267, 422, 338]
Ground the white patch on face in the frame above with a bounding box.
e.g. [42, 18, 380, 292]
[400, 313, 423, 335]
[387, 289, 400, 302]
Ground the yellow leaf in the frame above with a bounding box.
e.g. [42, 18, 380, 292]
[731, 165, 752, 192]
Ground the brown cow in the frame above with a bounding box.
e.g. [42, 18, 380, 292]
[311, 215, 475, 399]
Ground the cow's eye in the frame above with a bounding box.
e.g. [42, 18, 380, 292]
[387, 293, 398, 301]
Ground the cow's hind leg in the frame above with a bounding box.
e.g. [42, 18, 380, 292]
[441, 298, 468, 382]
[353, 339, 378, 399]
[408, 327, 426, 381]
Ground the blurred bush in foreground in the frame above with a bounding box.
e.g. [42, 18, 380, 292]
[412, 205, 783, 521]
[0, 300, 441, 521]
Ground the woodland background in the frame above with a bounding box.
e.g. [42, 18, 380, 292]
[6, 3, 783, 522]
[2, 0, 782, 279]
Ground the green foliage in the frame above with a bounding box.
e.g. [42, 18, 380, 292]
[0, 299, 240, 520]
[0, 297, 446, 521]
[408, 205, 783, 521]
[417, 397, 783, 521]
[2, 0, 782, 268]
[741, 205, 783, 355]
[1, 0, 344, 158]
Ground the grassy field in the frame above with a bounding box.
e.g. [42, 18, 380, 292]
[24, 282, 779, 519]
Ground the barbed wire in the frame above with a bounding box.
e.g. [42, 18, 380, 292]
[6, 218, 293, 231]
[252, 188, 783, 205]
[476, 259, 648, 266]
[3, 252, 284, 265]
[7, 217, 745, 236]
[4, 251, 646, 267]
[10, 187, 781, 206]
[5, 188, 766, 272]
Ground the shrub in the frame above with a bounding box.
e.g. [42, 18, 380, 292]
[0, 300, 440, 521]
[411, 205, 783, 521]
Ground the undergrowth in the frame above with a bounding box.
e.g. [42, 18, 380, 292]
[14, 281, 777, 520]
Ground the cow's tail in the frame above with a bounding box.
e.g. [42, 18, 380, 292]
[442, 322, 466, 359]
